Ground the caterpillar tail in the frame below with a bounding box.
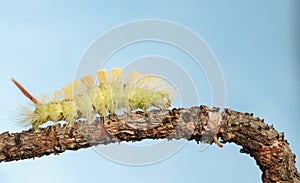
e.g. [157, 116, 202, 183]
[11, 78, 38, 105]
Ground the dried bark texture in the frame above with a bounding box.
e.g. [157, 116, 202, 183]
[220, 109, 300, 183]
[0, 106, 299, 183]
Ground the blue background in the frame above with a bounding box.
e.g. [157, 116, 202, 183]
[0, 1, 299, 182]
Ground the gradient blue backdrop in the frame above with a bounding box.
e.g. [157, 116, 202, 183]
[0, 1, 299, 183]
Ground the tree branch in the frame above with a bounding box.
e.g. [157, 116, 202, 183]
[0, 106, 299, 182]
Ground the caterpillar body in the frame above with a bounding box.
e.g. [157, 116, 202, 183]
[12, 68, 172, 130]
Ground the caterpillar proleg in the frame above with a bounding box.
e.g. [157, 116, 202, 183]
[12, 68, 172, 130]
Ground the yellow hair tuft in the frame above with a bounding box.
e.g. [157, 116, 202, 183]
[111, 68, 123, 83]
[80, 74, 95, 89]
[97, 69, 109, 85]
[72, 80, 82, 94]
[62, 83, 73, 100]
[128, 70, 142, 85]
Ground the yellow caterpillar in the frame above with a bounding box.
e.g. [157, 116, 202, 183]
[12, 68, 172, 130]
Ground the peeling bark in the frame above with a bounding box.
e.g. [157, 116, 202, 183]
[0, 106, 299, 182]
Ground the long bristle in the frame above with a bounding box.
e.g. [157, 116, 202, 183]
[11, 78, 38, 104]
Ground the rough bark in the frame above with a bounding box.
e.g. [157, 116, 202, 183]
[0, 106, 299, 182]
[220, 109, 300, 182]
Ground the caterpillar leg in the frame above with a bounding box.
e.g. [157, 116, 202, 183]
[63, 121, 75, 134]
[213, 136, 223, 148]
[98, 116, 113, 139]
